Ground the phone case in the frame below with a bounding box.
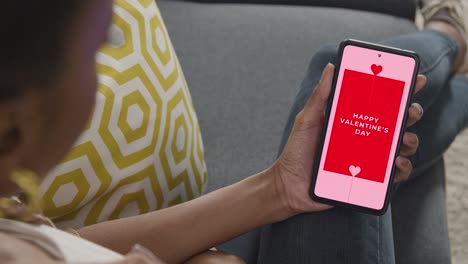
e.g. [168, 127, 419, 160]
[309, 39, 420, 215]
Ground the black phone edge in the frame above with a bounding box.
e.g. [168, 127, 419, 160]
[309, 39, 421, 216]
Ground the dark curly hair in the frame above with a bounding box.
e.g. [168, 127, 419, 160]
[0, 1, 84, 100]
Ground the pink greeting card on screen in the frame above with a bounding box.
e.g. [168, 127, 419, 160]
[314, 44, 415, 210]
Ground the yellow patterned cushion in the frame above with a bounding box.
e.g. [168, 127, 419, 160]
[39, 0, 208, 228]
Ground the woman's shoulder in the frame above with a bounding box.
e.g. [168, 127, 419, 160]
[1, 219, 123, 263]
[0, 232, 62, 264]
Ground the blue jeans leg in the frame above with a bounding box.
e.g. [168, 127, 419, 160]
[257, 30, 465, 264]
[392, 75, 468, 264]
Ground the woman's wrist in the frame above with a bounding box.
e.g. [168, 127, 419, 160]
[256, 164, 298, 223]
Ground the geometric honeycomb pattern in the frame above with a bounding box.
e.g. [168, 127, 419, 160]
[39, 0, 208, 229]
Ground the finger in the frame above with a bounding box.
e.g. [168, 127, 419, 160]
[399, 132, 419, 157]
[303, 63, 335, 122]
[413, 74, 427, 95]
[406, 103, 424, 128]
[126, 244, 166, 264]
[120, 254, 151, 264]
[394, 156, 412, 183]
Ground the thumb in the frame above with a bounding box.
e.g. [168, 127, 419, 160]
[301, 63, 334, 127]
[283, 63, 335, 173]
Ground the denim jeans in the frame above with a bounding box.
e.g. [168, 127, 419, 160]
[220, 30, 468, 264]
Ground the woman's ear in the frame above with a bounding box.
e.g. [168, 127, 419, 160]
[0, 102, 24, 189]
[0, 102, 22, 160]
[0, 127, 20, 157]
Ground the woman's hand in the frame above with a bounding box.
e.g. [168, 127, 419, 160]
[115, 245, 166, 264]
[272, 63, 427, 216]
[394, 79, 426, 182]
[185, 250, 245, 264]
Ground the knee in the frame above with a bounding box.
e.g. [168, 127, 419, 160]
[307, 45, 339, 71]
[300, 45, 339, 92]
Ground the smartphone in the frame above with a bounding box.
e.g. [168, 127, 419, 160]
[310, 39, 420, 215]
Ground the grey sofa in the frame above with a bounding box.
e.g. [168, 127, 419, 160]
[159, 1, 451, 263]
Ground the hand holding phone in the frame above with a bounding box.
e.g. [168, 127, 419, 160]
[310, 39, 421, 215]
[272, 49, 424, 218]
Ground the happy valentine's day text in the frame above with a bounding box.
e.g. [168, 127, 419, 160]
[339, 113, 389, 137]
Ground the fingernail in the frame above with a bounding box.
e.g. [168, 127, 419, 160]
[405, 158, 412, 167]
[131, 244, 152, 257]
[320, 63, 334, 82]
[131, 244, 142, 253]
[413, 103, 423, 116]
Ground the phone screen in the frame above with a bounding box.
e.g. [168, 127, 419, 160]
[313, 44, 416, 211]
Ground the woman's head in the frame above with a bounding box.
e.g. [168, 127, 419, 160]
[0, 0, 114, 194]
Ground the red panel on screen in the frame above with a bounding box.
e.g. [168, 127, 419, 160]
[323, 69, 405, 183]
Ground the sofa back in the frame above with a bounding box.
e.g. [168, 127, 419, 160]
[181, 0, 417, 20]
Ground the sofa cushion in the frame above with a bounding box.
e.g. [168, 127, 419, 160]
[40, 0, 208, 229]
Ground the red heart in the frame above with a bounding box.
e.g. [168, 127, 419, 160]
[371, 64, 382, 75]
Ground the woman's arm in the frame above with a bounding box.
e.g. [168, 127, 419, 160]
[79, 167, 289, 264]
[78, 64, 338, 264]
